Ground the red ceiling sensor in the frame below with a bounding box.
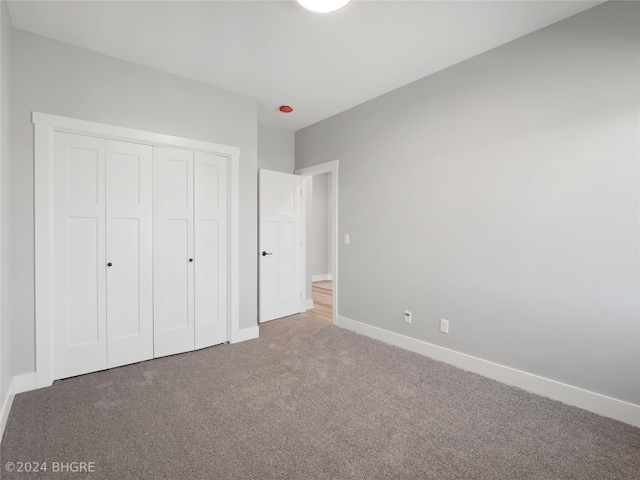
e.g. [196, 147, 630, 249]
[279, 105, 293, 113]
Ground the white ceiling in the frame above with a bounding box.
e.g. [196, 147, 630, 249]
[7, 0, 605, 131]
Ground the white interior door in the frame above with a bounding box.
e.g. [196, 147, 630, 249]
[153, 147, 195, 357]
[259, 169, 302, 322]
[106, 140, 153, 368]
[194, 152, 228, 348]
[54, 132, 107, 378]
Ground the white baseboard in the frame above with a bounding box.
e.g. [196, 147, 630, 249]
[230, 326, 259, 344]
[304, 299, 314, 310]
[312, 274, 332, 282]
[336, 315, 640, 428]
[1, 372, 38, 441]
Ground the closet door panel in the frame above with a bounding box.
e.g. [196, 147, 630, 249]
[153, 147, 195, 358]
[53, 132, 107, 379]
[164, 218, 190, 329]
[195, 219, 220, 341]
[109, 218, 140, 339]
[67, 218, 100, 345]
[106, 140, 153, 368]
[194, 152, 228, 348]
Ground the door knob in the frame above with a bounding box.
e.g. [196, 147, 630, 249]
[261, 251, 273, 256]
[107, 262, 113, 267]
[189, 258, 194, 262]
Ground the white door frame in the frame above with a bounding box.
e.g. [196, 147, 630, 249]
[34, 112, 241, 388]
[295, 160, 339, 325]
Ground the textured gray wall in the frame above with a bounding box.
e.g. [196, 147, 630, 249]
[295, 2, 640, 404]
[258, 124, 295, 173]
[7, 29, 258, 377]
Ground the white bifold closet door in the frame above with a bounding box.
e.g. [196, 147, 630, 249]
[153, 147, 228, 358]
[105, 140, 153, 368]
[53, 133, 153, 379]
[194, 151, 228, 349]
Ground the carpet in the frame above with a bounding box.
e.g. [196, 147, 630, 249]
[1, 314, 638, 479]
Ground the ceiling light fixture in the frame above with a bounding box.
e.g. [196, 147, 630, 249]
[296, 0, 352, 14]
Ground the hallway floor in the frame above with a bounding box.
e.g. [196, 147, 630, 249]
[308, 280, 332, 322]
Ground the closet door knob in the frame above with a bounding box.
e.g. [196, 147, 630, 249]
[107, 262, 113, 267]
[261, 251, 273, 257]
[189, 258, 194, 262]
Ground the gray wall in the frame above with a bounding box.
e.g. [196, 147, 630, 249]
[258, 124, 295, 173]
[7, 28, 258, 378]
[310, 173, 330, 278]
[295, 1, 640, 404]
[0, 0, 11, 406]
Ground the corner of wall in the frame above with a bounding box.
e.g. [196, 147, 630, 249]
[257, 124, 296, 174]
[0, 0, 12, 434]
[0, 373, 37, 441]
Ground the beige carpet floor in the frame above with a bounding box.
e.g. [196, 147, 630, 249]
[1, 314, 639, 479]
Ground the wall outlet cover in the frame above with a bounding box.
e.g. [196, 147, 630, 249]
[440, 319, 449, 334]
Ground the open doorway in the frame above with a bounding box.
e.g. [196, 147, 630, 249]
[296, 161, 339, 325]
[306, 172, 333, 322]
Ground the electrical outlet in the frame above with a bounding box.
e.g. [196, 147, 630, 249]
[404, 310, 412, 324]
[344, 233, 350, 245]
[440, 319, 449, 334]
